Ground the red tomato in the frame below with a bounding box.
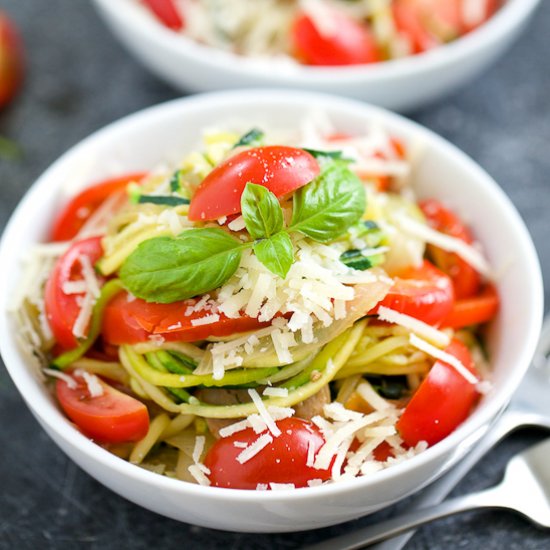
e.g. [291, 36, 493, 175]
[373, 441, 395, 462]
[51, 172, 146, 242]
[142, 0, 184, 31]
[420, 199, 481, 299]
[442, 284, 499, 329]
[204, 418, 331, 489]
[0, 11, 24, 108]
[56, 374, 149, 443]
[44, 237, 104, 350]
[392, 0, 441, 54]
[292, 10, 381, 66]
[102, 291, 270, 345]
[393, 0, 499, 53]
[188, 146, 319, 222]
[374, 260, 454, 326]
[461, 0, 501, 32]
[397, 339, 479, 447]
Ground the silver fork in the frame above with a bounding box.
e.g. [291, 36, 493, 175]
[370, 315, 550, 550]
[307, 316, 550, 550]
[307, 437, 550, 549]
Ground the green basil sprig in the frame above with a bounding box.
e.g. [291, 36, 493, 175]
[253, 231, 294, 279]
[120, 228, 249, 303]
[120, 159, 366, 303]
[241, 182, 283, 239]
[289, 163, 366, 242]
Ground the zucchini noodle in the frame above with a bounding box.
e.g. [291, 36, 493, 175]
[16, 118, 497, 490]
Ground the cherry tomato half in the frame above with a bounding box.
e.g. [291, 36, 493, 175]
[44, 237, 104, 350]
[420, 199, 481, 299]
[393, 0, 500, 53]
[204, 417, 331, 489]
[397, 339, 479, 447]
[188, 146, 319, 221]
[392, 0, 441, 54]
[373, 260, 454, 326]
[142, 0, 184, 31]
[56, 374, 149, 443]
[292, 10, 381, 66]
[0, 11, 24, 108]
[442, 284, 499, 329]
[50, 172, 146, 242]
[102, 291, 270, 345]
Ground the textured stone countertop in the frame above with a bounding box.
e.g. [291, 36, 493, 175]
[1, 1, 549, 548]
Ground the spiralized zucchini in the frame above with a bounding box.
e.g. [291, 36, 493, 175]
[16, 120, 495, 487]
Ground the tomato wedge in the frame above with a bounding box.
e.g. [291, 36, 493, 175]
[102, 291, 270, 345]
[0, 11, 24, 108]
[442, 284, 499, 329]
[44, 237, 104, 350]
[374, 260, 454, 326]
[142, 0, 184, 31]
[188, 146, 319, 222]
[51, 172, 146, 242]
[292, 10, 381, 66]
[56, 374, 149, 443]
[397, 339, 479, 447]
[204, 417, 331, 489]
[420, 199, 481, 299]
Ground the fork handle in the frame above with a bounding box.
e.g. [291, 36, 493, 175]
[369, 407, 546, 550]
[304, 487, 507, 550]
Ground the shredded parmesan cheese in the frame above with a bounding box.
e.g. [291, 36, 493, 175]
[395, 214, 493, 278]
[188, 464, 211, 486]
[74, 369, 103, 397]
[190, 313, 221, 327]
[356, 381, 392, 412]
[263, 387, 289, 398]
[248, 389, 281, 437]
[409, 334, 479, 384]
[377, 306, 450, 347]
[72, 292, 95, 339]
[192, 435, 206, 464]
[219, 419, 250, 438]
[43, 368, 77, 389]
[236, 433, 273, 464]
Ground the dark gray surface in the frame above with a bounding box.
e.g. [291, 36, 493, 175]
[1, 0, 549, 548]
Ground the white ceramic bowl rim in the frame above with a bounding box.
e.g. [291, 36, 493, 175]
[99, 0, 541, 83]
[0, 90, 543, 505]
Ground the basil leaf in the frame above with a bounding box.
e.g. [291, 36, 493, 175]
[241, 182, 284, 239]
[290, 162, 366, 242]
[234, 128, 264, 148]
[253, 232, 294, 279]
[120, 228, 245, 303]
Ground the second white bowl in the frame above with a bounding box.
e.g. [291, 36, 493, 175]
[92, 0, 540, 111]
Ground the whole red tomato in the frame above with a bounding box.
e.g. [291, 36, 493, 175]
[0, 11, 23, 108]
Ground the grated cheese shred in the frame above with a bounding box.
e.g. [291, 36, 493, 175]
[409, 334, 479, 384]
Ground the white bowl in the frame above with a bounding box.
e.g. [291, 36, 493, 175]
[0, 90, 542, 532]
[92, 0, 540, 111]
